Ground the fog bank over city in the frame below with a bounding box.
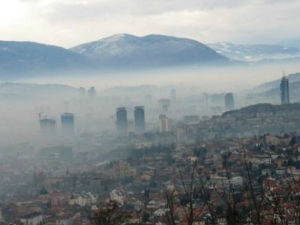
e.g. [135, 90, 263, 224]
[1, 0, 300, 223]
[24, 62, 300, 92]
[1, 62, 299, 147]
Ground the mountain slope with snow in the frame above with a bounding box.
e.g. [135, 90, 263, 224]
[71, 34, 230, 68]
[209, 42, 300, 62]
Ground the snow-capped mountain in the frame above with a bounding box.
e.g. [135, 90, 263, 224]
[208, 42, 300, 62]
[70, 34, 229, 68]
[1, 34, 298, 79]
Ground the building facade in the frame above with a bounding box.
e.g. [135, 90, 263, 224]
[134, 106, 146, 133]
[116, 107, 128, 135]
[61, 113, 74, 135]
[225, 92, 235, 111]
[280, 76, 290, 105]
[40, 118, 56, 135]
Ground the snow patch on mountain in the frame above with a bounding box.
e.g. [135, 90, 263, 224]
[70, 34, 229, 68]
[209, 42, 300, 62]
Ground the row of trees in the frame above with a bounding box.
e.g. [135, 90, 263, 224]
[91, 139, 300, 225]
[163, 158, 300, 225]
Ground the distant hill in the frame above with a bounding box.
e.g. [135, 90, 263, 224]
[0, 35, 298, 79]
[0, 41, 91, 78]
[0, 35, 231, 79]
[208, 42, 300, 62]
[255, 72, 300, 91]
[198, 103, 300, 139]
[70, 34, 230, 68]
[245, 72, 300, 104]
[276, 38, 300, 49]
[223, 103, 300, 115]
[0, 82, 77, 99]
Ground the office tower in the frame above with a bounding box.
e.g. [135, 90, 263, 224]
[79, 87, 86, 97]
[225, 93, 235, 111]
[170, 89, 176, 102]
[280, 76, 290, 105]
[176, 123, 187, 144]
[203, 93, 209, 107]
[159, 114, 170, 133]
[39, 118, 56, 135]
[145, 94, 152, 104]
[128, 120, 135, 132]
[134, 106, 145, 133]
[116, 107, 128, 135]
[61, 113, 74, 135]
[88, 86, 96, 98]
[159, 98, 171, 113]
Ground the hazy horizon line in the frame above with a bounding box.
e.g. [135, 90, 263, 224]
[1, 33, 299, 49]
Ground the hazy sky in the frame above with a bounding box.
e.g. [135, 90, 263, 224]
[0, 0, 299, 48]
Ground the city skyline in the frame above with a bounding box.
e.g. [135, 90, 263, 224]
[0, 1, 299, 224]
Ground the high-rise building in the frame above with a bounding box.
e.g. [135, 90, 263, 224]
[280, 76, 290, 105]
[225, 93, 235, 111]
[61, 113, 74, 135]
[145, 94, 152, 104]
[79, 87, 86, 97]
[170, 89, 176, 102]
[134, 106, 145, 133]
[176, 123, 187, 144]
[88, 87, 96, 98]
[39, 118, 56, 135]
[203, 93, 209, 107]
[116, 107, 128, 135]
[159, 99, 171, 113]
[159, 114, 170, 133]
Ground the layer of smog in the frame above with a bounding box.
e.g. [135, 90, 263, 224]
[0, 1, 300, 224]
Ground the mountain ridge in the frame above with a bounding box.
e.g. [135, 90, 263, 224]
[209, 42, 300, 62]
[0, 34, 231, 79]
[0, 34, 299, 79]
[0, 40, 91, 78]
[70, 33, 230, 68]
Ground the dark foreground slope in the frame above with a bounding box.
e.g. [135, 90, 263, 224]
[197, 103, 300, 139]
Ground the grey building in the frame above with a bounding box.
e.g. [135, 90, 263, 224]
[170, 89, 176, 102]
[40, 118, 56, 135]
[79, 87, 86, 97]
[61, 113, 74, 135]
[225, 93, 235, 111]
[134, 106, 145, 133]
[116, 107, 128, 135]
[88, 86, 96, 98]
[159, 98, 171, 113]
[280, 76, 290, 105]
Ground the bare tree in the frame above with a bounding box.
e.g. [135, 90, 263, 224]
[92, 201, 129, 225]
[165, 161, 218, 225]
[164, 187, 177, 225]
